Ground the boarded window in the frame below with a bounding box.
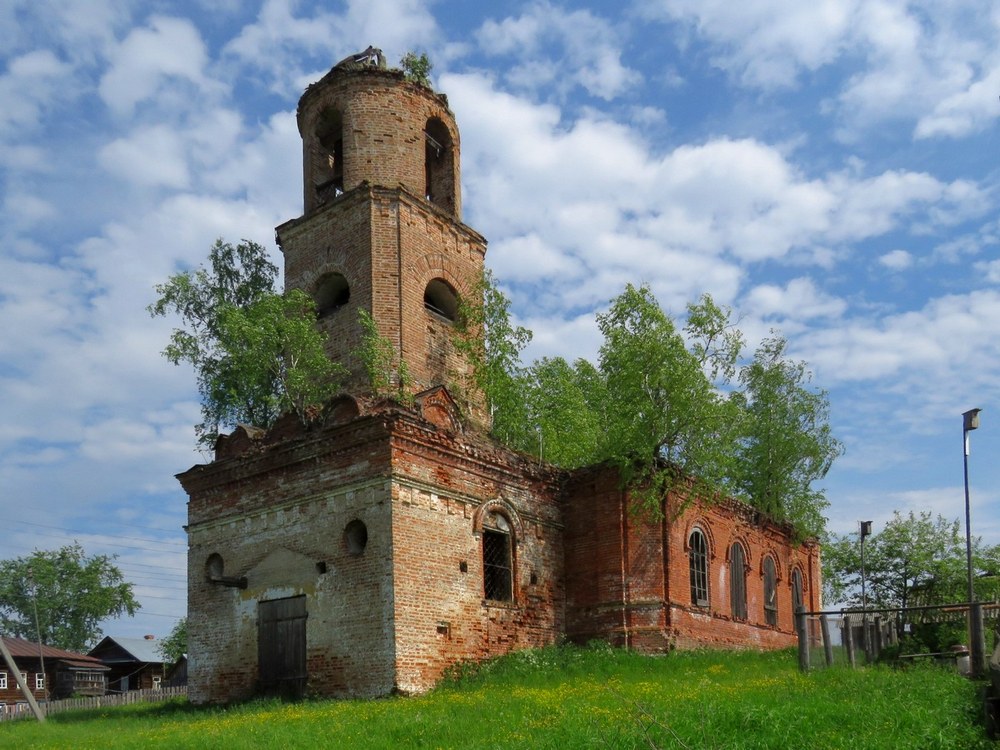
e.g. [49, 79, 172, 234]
[258, 596, 307, 699]
[729, 543, 747, 620]
[483, 512, 513, 602]
[763, 557, 778, 627]
[792, 568, 804, 613]
[689, 528, 708, 607]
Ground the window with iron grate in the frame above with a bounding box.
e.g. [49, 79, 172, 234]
[689, 528, 709, 607]
[482, 511, 513, 602]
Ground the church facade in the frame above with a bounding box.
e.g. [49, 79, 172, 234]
[178, 58, 821, 704]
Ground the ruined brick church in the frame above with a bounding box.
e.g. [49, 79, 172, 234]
[178, 53, 821, 704]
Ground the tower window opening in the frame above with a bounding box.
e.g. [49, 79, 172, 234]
[315, 273, 350, 317]
[316, 107, 344, 199]
[424, 117, 455, 212]
[424, 278, 458, 322]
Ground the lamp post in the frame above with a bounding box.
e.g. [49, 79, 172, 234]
[962, 407, 983, 677]
[859, 521, 872, 611]
[859, 520, 873, 662]
[962, 408, 980, 605]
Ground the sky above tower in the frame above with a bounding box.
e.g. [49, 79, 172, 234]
[2, 0, 999, 641]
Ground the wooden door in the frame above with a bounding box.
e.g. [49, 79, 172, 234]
[258, 595, 307, 698]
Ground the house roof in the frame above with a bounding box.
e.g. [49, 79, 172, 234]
[89, 635, 164, 664]
[1, 636, 109, 670]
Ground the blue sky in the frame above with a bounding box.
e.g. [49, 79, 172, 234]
[2, 0, 999, 642]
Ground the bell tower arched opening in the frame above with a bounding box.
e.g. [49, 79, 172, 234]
[312, 107, 344, 206]
[424, 117, 456, 214]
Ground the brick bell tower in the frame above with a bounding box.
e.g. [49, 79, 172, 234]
[275, 51, 487, 421]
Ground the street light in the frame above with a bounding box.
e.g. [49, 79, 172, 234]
[859, 520, 873, 662]
[962, 407, 982, 677]
[962, 408, 980, 606]
[859, 521, 872, 612]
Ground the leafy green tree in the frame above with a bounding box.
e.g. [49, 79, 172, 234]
[158, 617, 187, 664]
[0, 544, 138, 652]
[525, 357, 604, 468]
[452, 270, 534, 444]
[356, 309, 412, 402]
[732, 334, 842, 538]
[597, 284, 736, 511]
[822, 511, 995, 609]
[453, 277, 839, 535]
[149, 239, 345, 446]
[400, 51, 432, 87]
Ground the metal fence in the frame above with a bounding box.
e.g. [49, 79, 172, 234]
[1, 686, 187, 722]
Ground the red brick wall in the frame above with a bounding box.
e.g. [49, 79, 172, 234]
[563, 465, 820, 652]
[296, 67, 462, 220]
[389, 414, 565, 693]
[182, 418, 398, 703]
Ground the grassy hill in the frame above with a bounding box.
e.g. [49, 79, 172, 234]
[1, 645, 992, 749]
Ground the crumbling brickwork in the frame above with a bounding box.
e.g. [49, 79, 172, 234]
[179, 60, 822, 704]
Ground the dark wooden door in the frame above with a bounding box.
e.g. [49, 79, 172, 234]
[258, 595, 307, 698]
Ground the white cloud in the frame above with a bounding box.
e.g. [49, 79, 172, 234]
[879, 249, 913, 270]
[802, 290, 1000, 388]
[640, 0, 859, 88]
[0, 50, 73, 137]
[99, 16, 218, 117]
[744, 278, 847, 321]
[476, 2, 641, 100]
[224, 0, 438, 95]
[977, 259, 1000, 284]
[99, 125, 192, 188]
[3, 192, 56, 228]
[643, 0, 1000, 139]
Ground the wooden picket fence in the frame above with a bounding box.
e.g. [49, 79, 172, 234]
[1, 686, 187, 721]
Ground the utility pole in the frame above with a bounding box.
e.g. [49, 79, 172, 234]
[0, 636, 45, 722]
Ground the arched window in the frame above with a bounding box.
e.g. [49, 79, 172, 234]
[424, 117, 455, 213]
[729, 543, 747, 620]
[791, 568, 804, 613]
[688, 528, 709, 607]
[315, 272, 350, 317]
[424, 278, 458, 321]
[482, 511, 513, 602]
[763, 557, 778, 626]
[315, 107, 344, 201]
[205, 553, 224, 581]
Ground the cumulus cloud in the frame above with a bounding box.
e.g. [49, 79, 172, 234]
[99, 16, 219, 117]
[224, 0, 438, 95]
[476, 1, 641, 100]
[744, 278, 847, 321]
[0, 50, 73, 137]
[879, 249, 913, 270]
[642, 0, 1000, 140]
[639, 0, 858, 88]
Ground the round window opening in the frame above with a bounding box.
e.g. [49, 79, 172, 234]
[344, 519, 368, 556]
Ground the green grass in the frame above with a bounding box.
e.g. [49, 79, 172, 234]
[1, 645, 992, 749]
